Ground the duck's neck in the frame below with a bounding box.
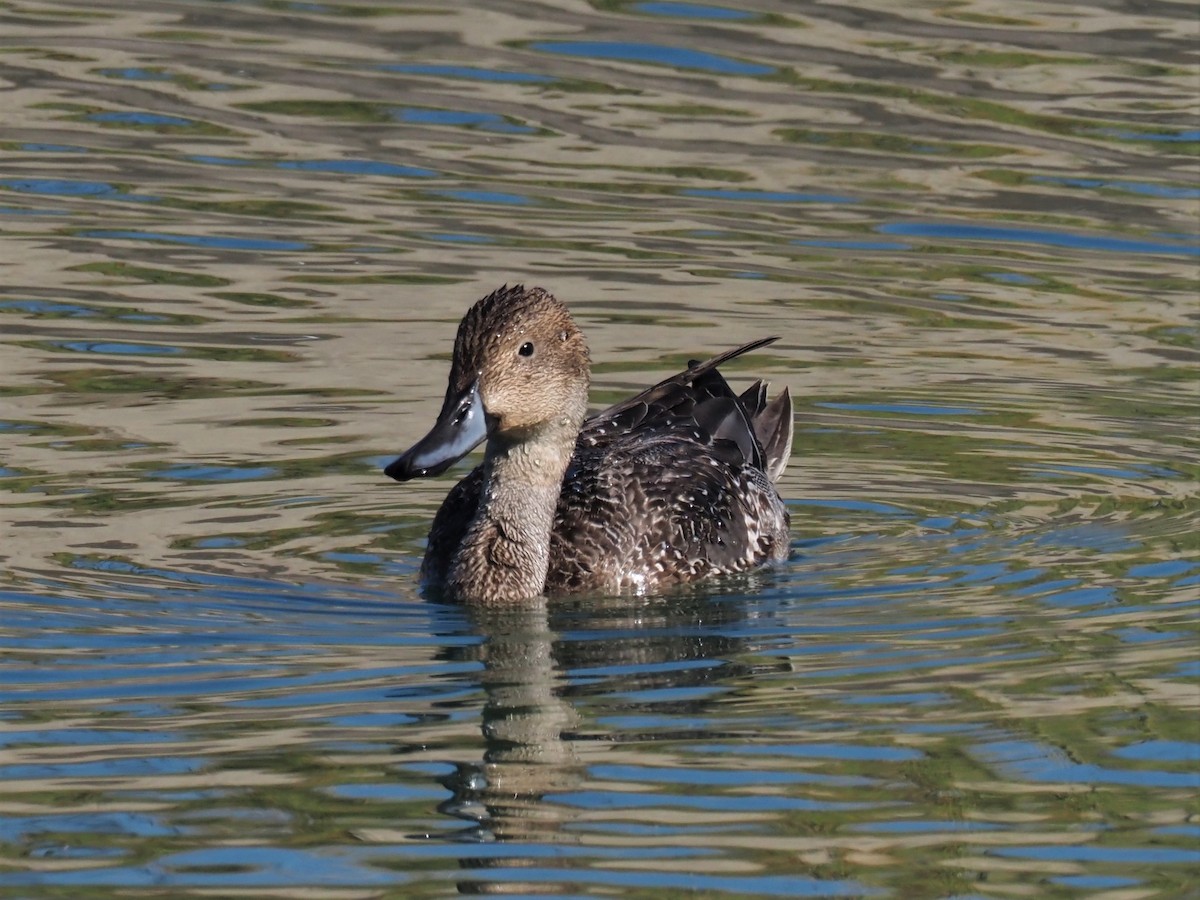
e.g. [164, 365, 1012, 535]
[447, 422, 577, 605]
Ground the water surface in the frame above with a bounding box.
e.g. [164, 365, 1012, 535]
[1, 0, 1197, 896]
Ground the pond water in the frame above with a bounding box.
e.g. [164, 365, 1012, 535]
[1, 0, 1197, 896]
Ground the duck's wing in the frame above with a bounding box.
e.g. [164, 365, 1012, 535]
[548, 423, 790, 594]
[580, 337, 787, 477]
[585, 337, 778, 429]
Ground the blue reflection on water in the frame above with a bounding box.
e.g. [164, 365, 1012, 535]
[193, 537, 247, 549]
[146, 465, 279, 482]
[634, 2, 755, 19]
[87, 111, 196, 127]
[1096, 127, 1200, 143]
[1028, 462, 1182, 480]
[381, 63, 554, 83]
[1173, 660, 1200, 677]
[1033, 174, 1200, 200]
[530, 41, 774, 76]
[1113, 627, 1185, 644]
[81, 230, 310, 251]
[984, 271, 1040, 285]
[444, 868, 874, 897]
[96, 68, 174, 81]
[1127, 560, 1196, 578]
[0, 299, 98, 317]
[21, 143, 88, 153]
[394, 108, 535, 134]
[686, 188, 856, 203]
[6, 845, 398, 887]
[321, 551, 384, 565]
[992, 845, 1200, 864]
[1112, 740, 1199, 763]
[189, 155, 254, 166]
[973, 740, 1200, 789]
[1028, 524, 1136, 553]
[879, 222, 1200, 257]
[430, 189, 534, 206]
[53, 341, 182, 356]
[1039, 586, 1115, 608]
[0, 179, 157, 202]
[0, 727, 176, 748]
[1, 812, 175, 840]
[790, 498, 914, 517]
[815, 401, 983, 416]
[189, 155, 439, 178]
[276, 158, 438, 178]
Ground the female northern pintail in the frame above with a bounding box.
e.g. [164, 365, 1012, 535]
[385, 285, 793, 605]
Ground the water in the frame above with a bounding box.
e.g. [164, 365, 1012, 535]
[1, 0, 1197, 896]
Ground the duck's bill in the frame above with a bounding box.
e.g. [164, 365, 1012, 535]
[384, 381, 488, 481]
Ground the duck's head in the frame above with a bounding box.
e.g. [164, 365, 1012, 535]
[385, 285, 591, 481]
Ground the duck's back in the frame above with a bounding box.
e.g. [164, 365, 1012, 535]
[421, 339, 792, 596]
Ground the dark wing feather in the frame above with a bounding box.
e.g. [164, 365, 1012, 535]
[546, 424, 787, 594]
[585, 336, 782, 441]
[581, 336, 779, 461]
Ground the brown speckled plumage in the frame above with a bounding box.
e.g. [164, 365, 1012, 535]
[386, 285, 793, 605]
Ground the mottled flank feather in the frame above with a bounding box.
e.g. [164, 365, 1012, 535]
[388, 285, 792, 604]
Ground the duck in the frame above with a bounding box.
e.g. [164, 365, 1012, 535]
[384, 284, 793, 605]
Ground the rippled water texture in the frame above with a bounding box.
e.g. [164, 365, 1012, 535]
[1, 0, 1198, 896]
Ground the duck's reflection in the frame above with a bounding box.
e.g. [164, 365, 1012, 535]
[428, 590, 756, 894]
[442, 599, 582, 847]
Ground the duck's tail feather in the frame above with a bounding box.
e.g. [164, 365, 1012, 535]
[753, 386, 793, 483]
[585, 337, 791, 480]
[682, 336, 779, 384]
[598, 337, 780, 424]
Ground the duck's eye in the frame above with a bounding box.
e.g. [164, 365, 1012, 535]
[518, 341, 535, 358]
